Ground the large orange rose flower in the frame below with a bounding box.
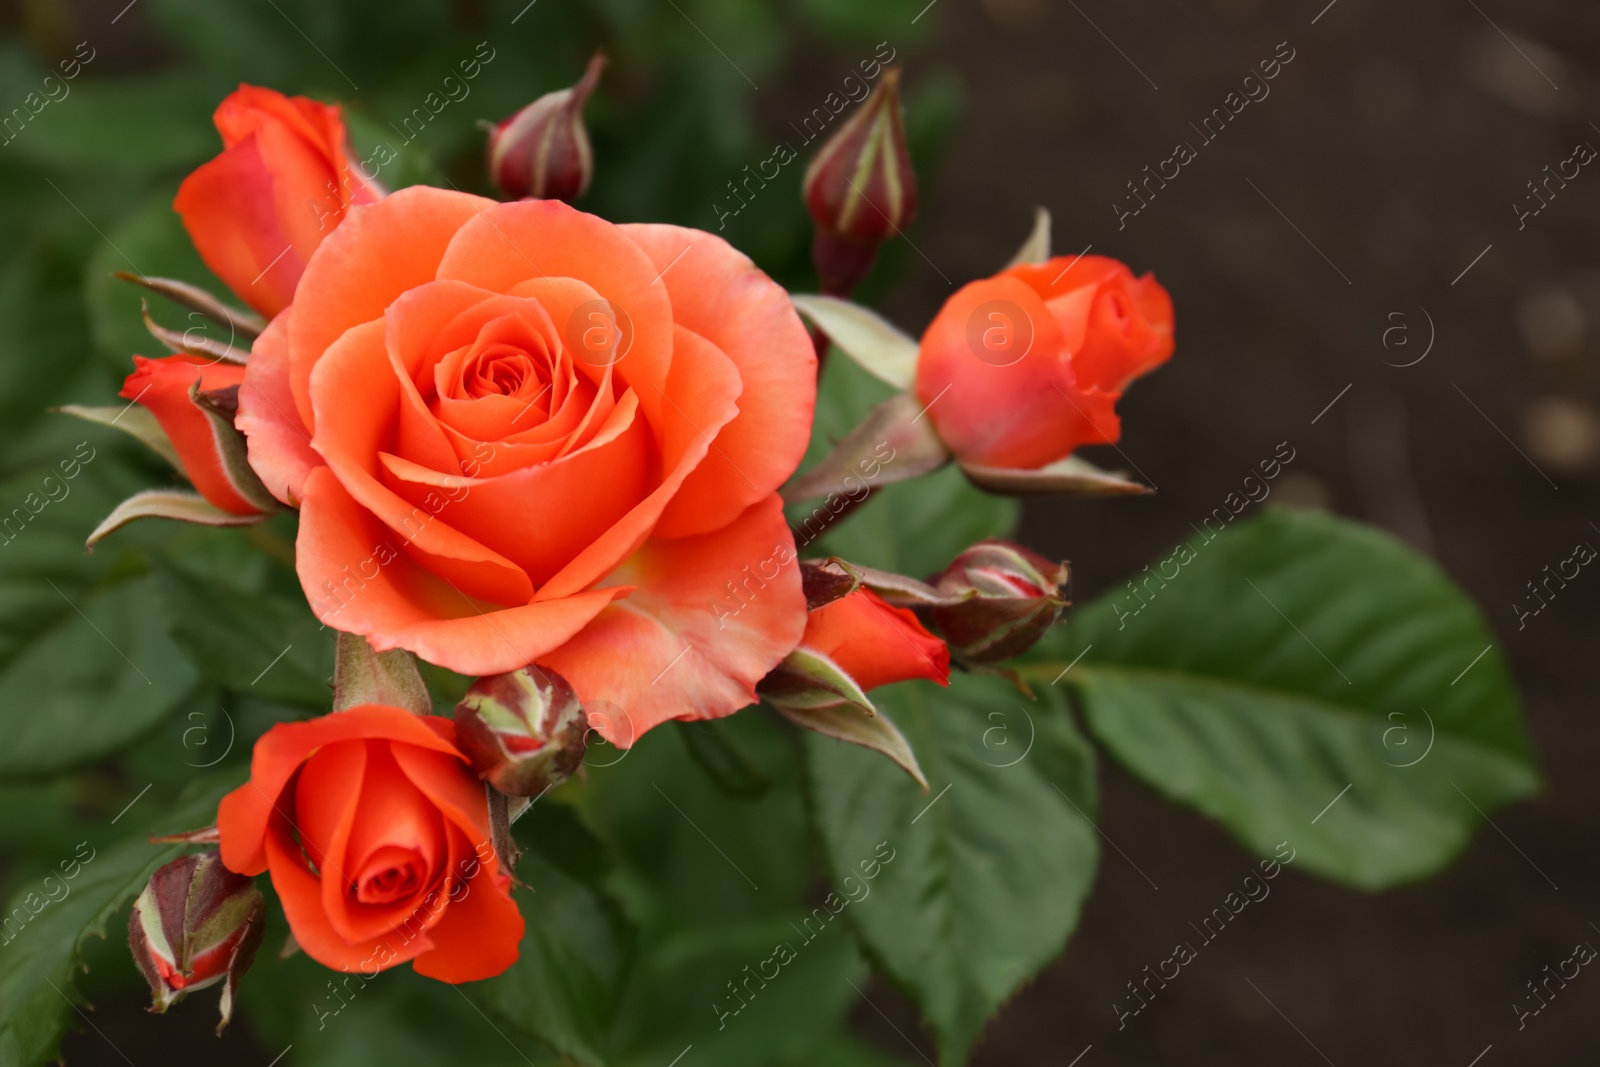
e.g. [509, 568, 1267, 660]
[915, 254, 1173, 470]
[216, 705, 523, 982]
[237, 187, 817, 745]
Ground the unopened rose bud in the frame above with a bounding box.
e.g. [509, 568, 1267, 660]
[454, 665, 588, 796]
[927, 541, 1069, 664]
[485, 52, 606, 202]
[802, 67, 918, 295]
[128, 851, 264, 1033]
[759, 588, 948, 713]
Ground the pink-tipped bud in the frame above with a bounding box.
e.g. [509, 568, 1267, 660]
[454, 665, 588, 796]
[128, 851, 265, 1034]
[802, 67, 918, 294]
[485, 52, 606, 202]
[927, 541, 1070, 664]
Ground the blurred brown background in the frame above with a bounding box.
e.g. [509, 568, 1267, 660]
[850, 0, 1600, 1062]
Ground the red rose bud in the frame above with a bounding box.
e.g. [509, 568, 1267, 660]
[454, 665, 588, 796]
[802, 67, 918, 295]
[759, 588, 948, 712]
[486, 52, 605, 202]
[128, 851, 265, 1033]
[928, 541, 1069, 664]
[119, 355, 276, 516]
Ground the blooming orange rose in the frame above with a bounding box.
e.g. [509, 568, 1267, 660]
[120, 355, 268, 516]
[216, 705, 523, 982]
[799, 589, 949, 692]
[175, 85, 381, 319]
[237, 187, 817, 745]
[915, 254, 1173, 470]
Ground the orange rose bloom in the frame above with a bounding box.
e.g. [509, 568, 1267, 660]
[175, 85, 380, 319]
[801, 589, 949, 692]
[216, 705, 523, 982]
[237, 187, 817, 746]
[915, 254, 1173, 470]
[119, 355, 266, 516]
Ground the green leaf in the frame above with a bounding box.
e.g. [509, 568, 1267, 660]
[1028, 507, 1539, 889]
[0, 574, 199, 781]
[774, 702, 927, 789]
[604, 914, 869, 1067]
[676, 720, 773, 799]
[570, 711, 876, 1065]
[804, 674, 1099, 1064]
[88, 489, 265, 548]
[1001, 206, 1051, 269]
[54, 405, 181, 470]
[0, 771, 241, 1066]
[473, 804, 633, 1065]
[789, 295, 918, 389]
[155, 561, 333, 711]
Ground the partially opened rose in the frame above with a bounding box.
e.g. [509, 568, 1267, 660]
[217, 705, 522, 981]
[121, 354, 270, 517]
[915, 254, 1173, 470]
[238, 187, 816, 745]
[175, 84, 381, 319]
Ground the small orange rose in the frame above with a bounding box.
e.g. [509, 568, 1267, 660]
[217, 705, 523, 982]
[915, 254, 1173, 470]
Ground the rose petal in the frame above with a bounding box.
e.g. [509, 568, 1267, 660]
[376, 389, 651, 587]
[310, 319, 536, 605]
[263, 798, 434, 974]
[532, 324, 741, 602]
[290, 186, 495, 429]
[238, 313, 319, 507]
[217, 706, 461, 877]
[434, 199, 674, 439]
[916, 274, 1120, 470]
[544, 493, 804, 746]
[174, 135, 305, 319]
[622, 224, 817, 538]
[389, 741, 522, 982]
[326, 742, 449, 945]
[295, 466, 632, 675]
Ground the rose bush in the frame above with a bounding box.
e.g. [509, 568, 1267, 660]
[216, 704, 522, 981]
[915, 254, 1173, 470]
[237, 186, 817, 745]
[175, 85, 381, 318]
